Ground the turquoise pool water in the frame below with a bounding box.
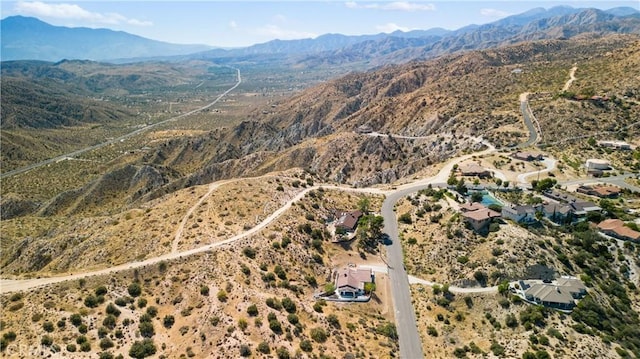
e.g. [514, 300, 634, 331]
[480, 192, 502, 207]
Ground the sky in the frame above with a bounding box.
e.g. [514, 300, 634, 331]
[2, 1, 639, 47]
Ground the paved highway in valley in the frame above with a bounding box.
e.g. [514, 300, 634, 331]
[0, 69, 242, 179]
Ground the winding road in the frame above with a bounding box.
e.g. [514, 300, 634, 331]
[0, 68, 242, 180]
[2, 64, 610, 359]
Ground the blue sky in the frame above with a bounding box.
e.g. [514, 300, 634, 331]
[2, 1, 638, 47]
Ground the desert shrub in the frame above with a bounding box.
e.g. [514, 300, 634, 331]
[84, 295, 99, 308]
[266, 297, 282, 310]
[276, 347, 290, 359]
[243, 247, 256, 259]
[287, 313, 299, 324]
[327, 314, 340, 328]
[129, 339, 156, 359]
[95, 286, 108, 296]
[310, 327, 328, 343]
[40, 335, 53, 346]
[42, 321, 54, 332]
[163, 315, 175, 329]
[139, 321, 155, 338]
[103, 314, 117, 329]
[100, 338, 114, 350]
[238, 318, 248, 331]
[300, 339, 313, 352]
[490, 341, 505, 356]
[137, 298, 147, 308]
[239, 344, 251, 357]
[257, 341, 270, 354]
[146, 306, 158, 318]
[200, 285, 210, 296]
[247, 304, 259, 316]
[217, 290, 228, 302]
[427, 326, 438, 337]
[281, 297, 296, 313]
[106, 303, 121, 316]
[128, 282, 142, 297]
[269, 319, 282, 334]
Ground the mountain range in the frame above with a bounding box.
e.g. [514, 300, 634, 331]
[0, 16, 212, 61]
[1, 6, 639, 63]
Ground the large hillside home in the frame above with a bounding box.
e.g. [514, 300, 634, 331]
[597, 219, 640, 242]
[519, 277, 587, 311]
[542, 203, 572, 223]
[461, 206, 501, 231]
[576, 184, 621, 198]
[335, 267, 374, 299]
[502, 205, 541, 223]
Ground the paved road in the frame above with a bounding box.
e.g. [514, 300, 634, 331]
[516, 157, 558, 185]
[514, 92, 540, 149]
[380, 138, 495, 359]
[1, 68, 242, 179]
[559, 174, 640, 193]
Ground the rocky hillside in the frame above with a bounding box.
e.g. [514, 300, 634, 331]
[2, 35, 639, 221]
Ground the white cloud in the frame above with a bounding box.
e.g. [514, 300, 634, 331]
[255, 24, 317, 40]
[376, 22, 412, 33]
[229, 20, 238, 29]
[480, 8, 511, 19]
[345, 1, 435, 11]
[14, 1, 152, 26]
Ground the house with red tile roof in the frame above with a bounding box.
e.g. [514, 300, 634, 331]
[460, 204, 501, 231]
[597, 219, 640, 242]
[576, 184, 621, 198]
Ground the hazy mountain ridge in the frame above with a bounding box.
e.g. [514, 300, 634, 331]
[2, 6, 638, 63]
[0, 16, 212, 61]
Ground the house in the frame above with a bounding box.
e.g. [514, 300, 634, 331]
[502, 205, 541, 223]
[597, 219, 640, 242]
[459, 163, 492, 178]
[555, 277, 587, 299]
[543, 190, 577, 203]
[335, 210, 363, 232]
[512, 152, 544, 161]
[335, 267, 374, 299]
[597, 140, 632, 150]
[524, 283, 577, 311]
[568, 201, 601, 217]
[459, 202, 486, 212]
[461, 207, 501, 231]
[576, 185, 621, 198]
[356, 124, 373, 134]
[543, 203, 572, 223]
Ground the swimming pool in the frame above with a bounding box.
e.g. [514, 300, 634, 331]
[480, 192, 503, 207]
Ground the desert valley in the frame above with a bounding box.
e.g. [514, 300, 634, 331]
[1, 3, 640, 359]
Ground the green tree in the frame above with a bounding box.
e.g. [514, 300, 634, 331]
[129, 339, 156, 359]
[471, 191, 483, 203]
[358, 197, 370, 214]
[364, 282, 376, 294]
[127, 282, 142, 297]
[139, 321, 155, 338]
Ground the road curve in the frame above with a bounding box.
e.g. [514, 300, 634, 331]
[381, 137, 495, 359]
[517, 157, 558, 185]
[1, 68, 242, 179]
